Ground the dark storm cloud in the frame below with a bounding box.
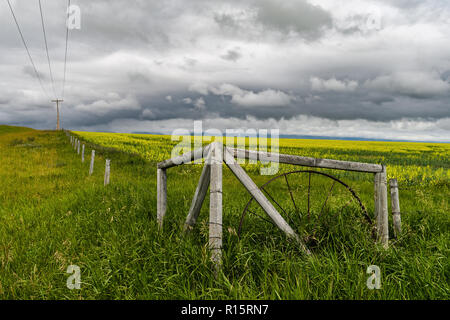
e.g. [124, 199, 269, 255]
[253, 0, 332, 38]
[0, 0, 449, 141]
[213, 0, 332, 40]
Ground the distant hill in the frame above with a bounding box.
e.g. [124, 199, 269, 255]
[131, 131, 449, 144]
[0, 125, 35, 134]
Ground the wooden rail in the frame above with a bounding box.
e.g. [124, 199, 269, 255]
[226, 147, 383, 173]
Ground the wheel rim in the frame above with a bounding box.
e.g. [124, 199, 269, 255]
[238, 170, 373, 246]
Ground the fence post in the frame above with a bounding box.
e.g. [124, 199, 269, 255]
[104, 159, 110, 186]
[209, 142, 223, 274]
[77, 140, 80, 154]
[81, 144, 85, 163]
[184, 151, 211, 232]
[374, 166, 389, 248]
[157, 168, 167, 229]
[89, 150, 95, 175]
[390, 179, 401, 237]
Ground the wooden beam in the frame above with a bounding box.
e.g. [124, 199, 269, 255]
[390, 179, 401, 237]
[157, 144, 211, 170]
[89, 150, 95, 176]
[374, 166, 389, 248]
[226, 147, 383, 173]
[209, 142, 223, 274]
[104, 159, 111, 186]
[184, 150, 212, 232]
[157, 167, 167, 229]
[223, 147, 311, 255]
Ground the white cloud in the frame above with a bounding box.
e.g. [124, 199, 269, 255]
[188, 82, 209, 95]
[194, 97, 206, 110]
[206, 83, 296, 107]
[74, 95, 141, 115]
[78, 115, 450, 142]
[310, 77, 358, 92]
[142, 108, 155, 119]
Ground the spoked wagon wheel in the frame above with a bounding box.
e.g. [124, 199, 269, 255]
[238, 170, 374, 249]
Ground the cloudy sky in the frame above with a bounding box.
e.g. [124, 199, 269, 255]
[1, 0, 450, 141]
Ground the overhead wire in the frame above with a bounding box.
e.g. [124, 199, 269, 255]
[38, 0, 56, 99]
[61, 0, 71, 99]
[5, 0, 50, 100]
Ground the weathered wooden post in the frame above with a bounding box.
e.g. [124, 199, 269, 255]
[157, 168, 167, 229]
[390, 179, 401, 237]
[209, 142, 223, 273]
[374, 165, 389, 248]
[104, 159, 110, 186]
[81, 144, 85, 163]
[77, 140, 80, 154]
[184, 151, 211, 232]
[89, 150, 95, 175]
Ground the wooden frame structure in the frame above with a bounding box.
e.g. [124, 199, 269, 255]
[157, 142, 390, 269]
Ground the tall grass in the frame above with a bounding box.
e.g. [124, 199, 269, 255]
[0, 127, 448, 299]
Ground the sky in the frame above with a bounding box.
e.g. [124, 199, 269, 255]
[1, 0, 450, 142]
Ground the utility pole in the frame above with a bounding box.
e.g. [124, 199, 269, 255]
[52, 99, 63, 130]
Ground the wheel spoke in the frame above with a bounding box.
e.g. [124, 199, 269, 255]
[247, 207, 274, 225]
[261, 187, 297, 227]
[284, 173, 302, 226]
[318, 180, 336, 219]
[284, 174, 299, 213]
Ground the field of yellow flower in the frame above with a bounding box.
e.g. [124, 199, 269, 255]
[75, 131, 449, 186]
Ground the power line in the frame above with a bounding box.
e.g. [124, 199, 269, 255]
[61, 0, 71, 99]
[5, 0, 50, 100]
[38, 0, 56, 98]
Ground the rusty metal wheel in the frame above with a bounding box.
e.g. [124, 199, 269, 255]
[238, 170, 373, 248]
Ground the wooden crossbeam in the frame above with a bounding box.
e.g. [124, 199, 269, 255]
[184, 149, 212, 232]
[157, 144, 211, 170]
[226, 147, 383, 173]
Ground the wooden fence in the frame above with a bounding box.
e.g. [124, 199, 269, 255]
[157, 142, 401, 271]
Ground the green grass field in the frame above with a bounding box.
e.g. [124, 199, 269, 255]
[0, 125, 448, 299]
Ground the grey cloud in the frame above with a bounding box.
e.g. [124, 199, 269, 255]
[1, 0, 449, 141]
[221, 48, 242, 62]
[22, 66, 47, 80]
[364, 72, 450, 99]
[213, 0, 332, 40]
[254, 0, 332, 38]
